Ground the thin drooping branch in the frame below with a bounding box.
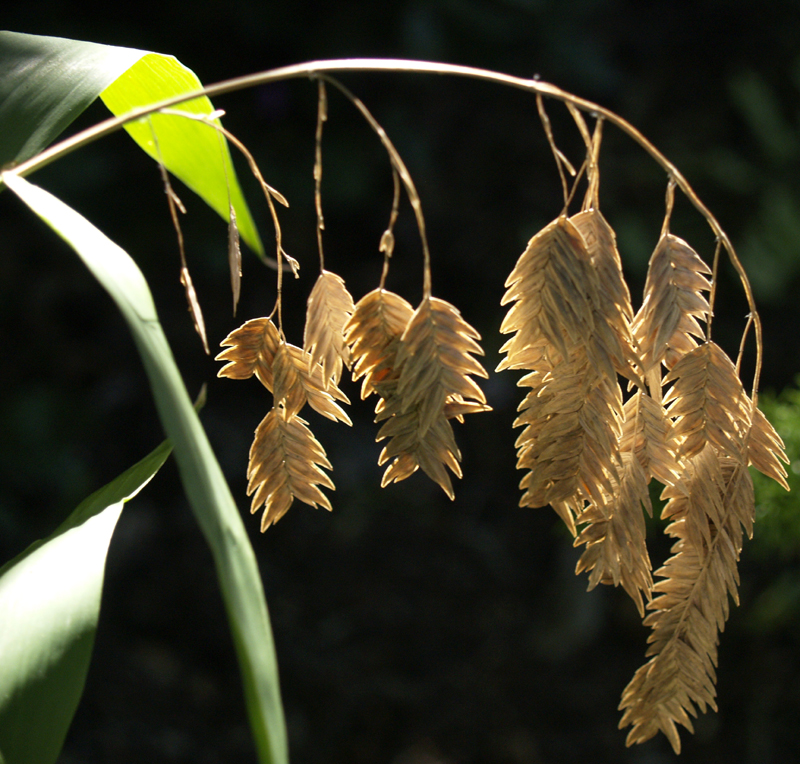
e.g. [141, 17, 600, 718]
[313, 80, 327, 272]
[156, 107, 292, 326]
[148, 118, 209, 354]
[536, 94, 573, 209]
[316, 74, 434, 298]
[379, 168, 401, 290]
[4, 57, 762, 399]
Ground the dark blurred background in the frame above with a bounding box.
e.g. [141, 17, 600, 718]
[3, 1, 800, 762]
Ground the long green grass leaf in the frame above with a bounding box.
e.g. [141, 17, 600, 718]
[3, 171, 288, 764]
[0, 440, 171, 764]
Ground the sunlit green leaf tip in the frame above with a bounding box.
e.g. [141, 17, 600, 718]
[100, 52, 265, 257]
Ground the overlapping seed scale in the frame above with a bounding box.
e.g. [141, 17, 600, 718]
[662, 341, 749, 461]
[303, 270, 355, 389]
[443, 394, 492, 421]
[344, 288, 414, 400]
[246, 407, 335, 530]
[633, 233, 712, 372]
[272, 342, 351, 424]
[216, 317, 281, 389]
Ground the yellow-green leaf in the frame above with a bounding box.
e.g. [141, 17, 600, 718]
[100, 52, 264, 257]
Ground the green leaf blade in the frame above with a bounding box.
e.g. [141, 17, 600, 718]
[0, 440, 171, 764]
[100, 53, 265, 257]
[0, 32, 263, 258]
[3, 171, 287, 764]
[0, 31, 145, 167]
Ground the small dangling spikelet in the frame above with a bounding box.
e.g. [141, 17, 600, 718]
[632, 233, 712, 372]
[344, 288, 414, 401]
[498, 216, 597, 367]
[618, 443, 754, 754]
[570, 209, 632, 330]
[246, 406, 335, 530]
[662, 340, 752, 462]
[394, 295, 489, 437]
[303, 270, 355, 389]
[346, 289, 457, 495]
[345, 289, 490, 497]
[569, 208, 642, 385]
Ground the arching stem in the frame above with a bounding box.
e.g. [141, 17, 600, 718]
[6, 57, 762, 398]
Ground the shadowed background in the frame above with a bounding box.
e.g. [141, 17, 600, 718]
[2, 1, 800, 762]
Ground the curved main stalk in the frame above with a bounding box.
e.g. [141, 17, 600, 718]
[5, 57, 762, 397]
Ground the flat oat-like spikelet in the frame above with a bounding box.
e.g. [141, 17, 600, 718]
[662, 341, 750, 462]
[345, 289, 489, 498]
[272, 342, 352, 424]
[570, 208, 641, 383]
[303, 270, 355, 389]
[570, 209, 632, 325]
[748, 404, 790, 490]
[395, 295, 488, 437]
[216, 317, 281, 390]
[574, 451, 653, 616]
[499, 216, 597, 369]
[573, 390, 683, 615]
[619, 444, 756, 754]
[621, 390, 683, 488]
[246, 406, 335, 530]
[344, 288, 414, 400]
[512, 345, 623, 522]
[632, 233, 712, 372]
